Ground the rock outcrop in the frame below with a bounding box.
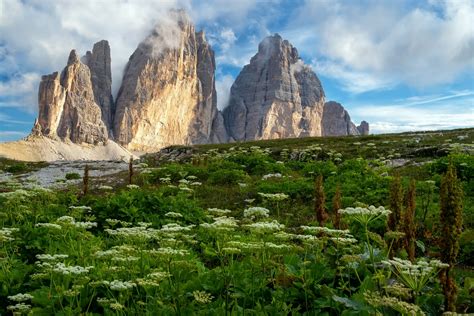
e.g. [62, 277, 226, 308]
[223, 34, 325, 141]
[82, 40, 114, 134]
[35, 44, 110, 144]
[322, 101, 359, 136]
[357, 121, 370, 135]
[113, 10, 226, 151]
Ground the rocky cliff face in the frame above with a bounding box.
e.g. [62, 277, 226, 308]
[35, 43, 111, 144]
[113, 10, 226, 151]
[223, 34, 325, 141]
[322, 101, 359, 136]
[357, 121, 370, 135]
[82, 40, 114, 134]
[29, 13, 368, 156]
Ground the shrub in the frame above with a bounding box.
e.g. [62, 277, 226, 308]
[208, 169, 248, 185]
[65, 172, 81, 180]
[5, 162, 28, 173]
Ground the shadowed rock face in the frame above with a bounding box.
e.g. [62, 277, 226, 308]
[357, 121, 370, 135]
[113, 10, 226, 151]
[223, 34, 325, 141]
[36, 48, 108, 144]
[322, 101, 360, 136]
[83, 40, 114, 135]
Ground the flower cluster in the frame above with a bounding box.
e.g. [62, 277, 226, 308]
[7, 293, 34, 302]
[193, 290, 214, 304]
[103, 280, 137, 291]
[0, 227, 19, 242]
[258, 192, 289, 201]
[262, 173, 282, 180]
[245, 220, 285, 233]
[381, 257, 448, 293]
[243, 207, 270, 219]
[338, 205, 391, 225]
[207, 208, 232, 215]
[52, 263, 93, 275]
[200, 216, 239, 231]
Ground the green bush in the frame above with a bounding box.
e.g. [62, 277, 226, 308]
[65, 172, 81, 180]
[5, 162, 28, 173]
[208, 169, 248, 185]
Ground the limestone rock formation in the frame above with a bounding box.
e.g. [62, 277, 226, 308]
[357, 121, 370, 135]
[114, 10, 226, 151]
[322, 101, 359, 136]
[82, 40, 114, 134]
[223, 34, 325, 141]
[35, 45, 109, 144]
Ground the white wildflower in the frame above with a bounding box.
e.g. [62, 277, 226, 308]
[262, 173, 282, 180]
[165, 212, 184, 218]
[245, 220, 284, 233]
[193, 290, 214, 304]
[35, 223, 62, 230]
[243, 207, 270, 219]
[7, 293, 34, 302]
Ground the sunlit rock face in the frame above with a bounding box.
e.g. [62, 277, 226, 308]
[322, 101, 360, 136]
[113, 10, 226, 152]
[36, 48, 108, 144]
[223, 34, 325, 141]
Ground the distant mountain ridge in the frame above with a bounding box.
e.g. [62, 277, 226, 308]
[6, 9, 368, 161]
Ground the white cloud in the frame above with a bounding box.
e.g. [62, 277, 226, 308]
[215, 74, 235, 110]
[288, 0, 474, 92]
[0, 72, 41, 112]
[349, 91, 474, 133]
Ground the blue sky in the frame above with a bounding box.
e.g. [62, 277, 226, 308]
[1, 0, 473, 142]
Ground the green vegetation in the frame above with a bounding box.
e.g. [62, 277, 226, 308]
[0, 128, 473, 315]
[65, 172, 81, 180]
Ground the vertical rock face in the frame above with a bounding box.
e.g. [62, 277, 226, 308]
[114, 10, 226, 151]
[35, 47, 108, 144]
[83, 40, 114, 134]
[322, 101, 360, 136]
[357, 121, 370, 135]
[37, 72, 66, 137]
[223, 34, 325, 141]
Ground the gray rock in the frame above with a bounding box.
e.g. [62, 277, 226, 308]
[35, 49, 108, 145]
[223, 34, 325, 141]
[114, 10, 225, 151]
[83, 40, 114, 136]
[322, 101, 359, 136]
[357, 121, 370, 135]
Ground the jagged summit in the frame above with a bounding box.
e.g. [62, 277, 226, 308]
[113, 9, 226, 151]
[15, 10, 368, 162]
[223, 34, 326, 141]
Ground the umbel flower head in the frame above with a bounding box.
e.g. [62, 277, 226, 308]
[338, 205, 391, 225]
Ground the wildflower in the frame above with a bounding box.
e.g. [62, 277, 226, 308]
[69, 205, 92, 212]
[200, 216, 239, 231]
[0, 227, 20, 241]
[262, 173, 282, 180]
[222, 247, 242, 254]
[190, 181, 202, 186]
[165, 212, 183, 218]
[99, 185, 113, 190]
[245, 220, 284, 233]
[238, 182, 248, 188]
[103, 280, 137, 291]
[381, 257, 448, 293]
[160, 177, 171, 184]
[36, 254, 69, 261]
[338, 205, 391, 226]
[109, 302, 125, 311]
[153, 247, 190, 256]
[126, 184, 139, 189]
[35, 223, 62, 230]
[52, 263, 93, 275]
[193, 290, 214, 304]
[207, 208, 232, 215]
[258, 192, 289, 201]
[243, 207, 270, 219]
[160, 223, 194, 233]
[301, 226, 351, 236]
[364, 291, 425, 315]
[7, 303, 32, 313]
[244, 199, 255, 204]
[7, 293, 34, 302]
